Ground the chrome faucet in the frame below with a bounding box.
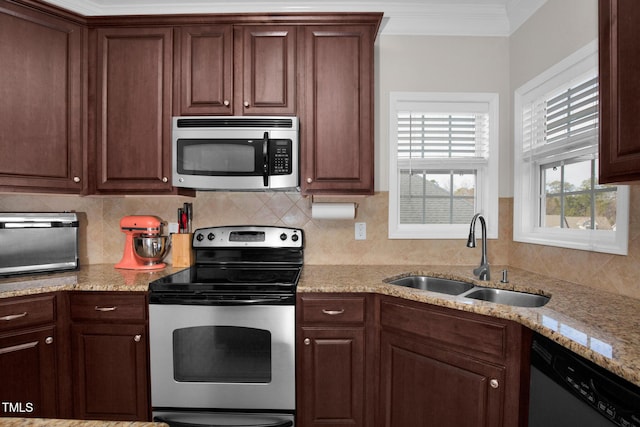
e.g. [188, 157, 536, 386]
[467, 213, 490, 280]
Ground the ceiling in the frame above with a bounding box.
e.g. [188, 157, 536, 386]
[40, 0, 547, 36]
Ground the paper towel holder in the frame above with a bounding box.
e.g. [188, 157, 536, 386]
[307, 195, 360, 210]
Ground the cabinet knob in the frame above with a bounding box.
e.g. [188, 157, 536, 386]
[306, 177, 313, 184]
[223, 99, 230, 106]
[304, 338, 311, 345]
[162, 177, 168, 183]
[490, 379, 499, 389]
[73, 176, 81, 183]
[243, 101, 250, 108]
[45, 336, 54, 345]
[134, 335, 141, 342]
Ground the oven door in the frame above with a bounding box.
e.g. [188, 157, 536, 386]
[149, 303, 295, 411]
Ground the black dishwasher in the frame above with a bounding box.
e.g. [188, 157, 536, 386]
[529, 333, 640, 427]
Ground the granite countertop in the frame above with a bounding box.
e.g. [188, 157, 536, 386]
[1, 263, 640, 390]
[0, 419, 166, 426]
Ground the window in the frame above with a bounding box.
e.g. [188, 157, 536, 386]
[513, 41, 629, 255]
[389, 92, 499, 239]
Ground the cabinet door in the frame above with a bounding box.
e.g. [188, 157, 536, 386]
[298, 327, 365, 427]
[598, 0, 640, 183]
[300, 25, 375, 195]
[0, 1, 84, 193]
[239, 25, 296, 115]
[93, 27, 174, 193]
[177, 25, 234, 115]
[0, 327, 57, 418]
[380, 330, 505, 427]
[71, 323, 149, 421]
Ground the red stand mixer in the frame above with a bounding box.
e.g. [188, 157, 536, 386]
[115, 215, 169, 270]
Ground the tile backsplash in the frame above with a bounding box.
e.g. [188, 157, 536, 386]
[2, 188, 639, 299]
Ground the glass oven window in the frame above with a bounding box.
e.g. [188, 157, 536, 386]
[173, 326, 271, 383]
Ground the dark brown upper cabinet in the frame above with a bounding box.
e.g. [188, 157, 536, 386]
[599, 0, 640, 183]
[176, 24, 296, 116]
[0, 0, 85, 194]
[90, 26, 177, 194]
[299, 24, 376, 195]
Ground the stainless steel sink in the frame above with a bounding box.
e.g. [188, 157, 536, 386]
[388, 276, 475, 296]
[463, 288, 550, 307]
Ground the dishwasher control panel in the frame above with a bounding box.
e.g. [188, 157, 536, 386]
[531, 334, 640, 427]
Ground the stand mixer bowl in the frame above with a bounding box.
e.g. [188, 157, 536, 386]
[133, 235, 170, 265]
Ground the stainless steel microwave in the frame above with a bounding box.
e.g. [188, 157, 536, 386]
[172, 116, 299, 191]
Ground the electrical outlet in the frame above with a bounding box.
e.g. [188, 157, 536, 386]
[355, 222, 366, 240]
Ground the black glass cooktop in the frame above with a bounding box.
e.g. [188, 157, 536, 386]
[149, 265, 302, 304]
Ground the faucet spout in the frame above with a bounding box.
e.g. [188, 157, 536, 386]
[467, 213, 490, 281]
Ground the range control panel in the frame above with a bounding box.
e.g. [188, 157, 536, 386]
[193, 226, 303, 249]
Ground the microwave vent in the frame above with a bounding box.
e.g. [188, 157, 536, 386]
[176, 117, 295, 129]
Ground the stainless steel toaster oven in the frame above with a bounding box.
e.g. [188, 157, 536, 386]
[0, 212, 79, 276]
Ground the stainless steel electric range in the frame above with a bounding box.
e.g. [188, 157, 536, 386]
[149, 225, 303, 427]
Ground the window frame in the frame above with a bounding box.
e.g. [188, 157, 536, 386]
[388, 92, 499, 239]
[513, 41, 629, 255]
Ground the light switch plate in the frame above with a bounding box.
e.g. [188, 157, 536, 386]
[355, 222, 366, 240]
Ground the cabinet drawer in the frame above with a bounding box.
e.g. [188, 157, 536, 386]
[299, 295, 366, 324]
[0, 294, 55, 332]
[69, 292, 147, 322]
[380, 298, 508, 361]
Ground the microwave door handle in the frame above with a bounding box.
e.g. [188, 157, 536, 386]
[262, 132, 269, 187]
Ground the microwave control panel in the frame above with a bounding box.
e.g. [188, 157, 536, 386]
[270, 139, 292, 175]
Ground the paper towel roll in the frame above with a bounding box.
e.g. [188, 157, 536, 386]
[311, 202, 356, 220]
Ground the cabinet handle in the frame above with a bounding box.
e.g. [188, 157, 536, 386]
[134, 335, 141, 342]
[304, 338, 311, 345]
[243, 101, 250, 107]
[162, 177, 168, 183]
[306, 177, 313, 184]
[490, 379, 499, 389]
[45, 336, 54, 345]
[0, 312, 28, 321]
[223, 100, 230, 106]
[322, 309, 345, 316]
[73, 176, 81, 183]
[94, 306, 117, 312]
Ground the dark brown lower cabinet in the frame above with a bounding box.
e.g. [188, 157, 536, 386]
[297, 293, 375, 427]
[71, 323, 149, 420]
[299, 327, 366, 426]
[69, 292, 150, 421]
[379, 296, 530, 427]
[380, 330, 505, 426]
[0, 293, 58, 418]
[297, 293, 530, 427]
[0, 327, 58, 418]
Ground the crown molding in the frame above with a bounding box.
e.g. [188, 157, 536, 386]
[40, 0, 547, 36]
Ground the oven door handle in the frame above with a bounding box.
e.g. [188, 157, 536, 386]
[214, 298, 287, 305]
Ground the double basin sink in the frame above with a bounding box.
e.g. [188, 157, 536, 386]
[387, 275, 550, 308]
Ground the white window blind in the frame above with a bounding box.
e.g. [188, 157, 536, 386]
[522, 75, 598, 162]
